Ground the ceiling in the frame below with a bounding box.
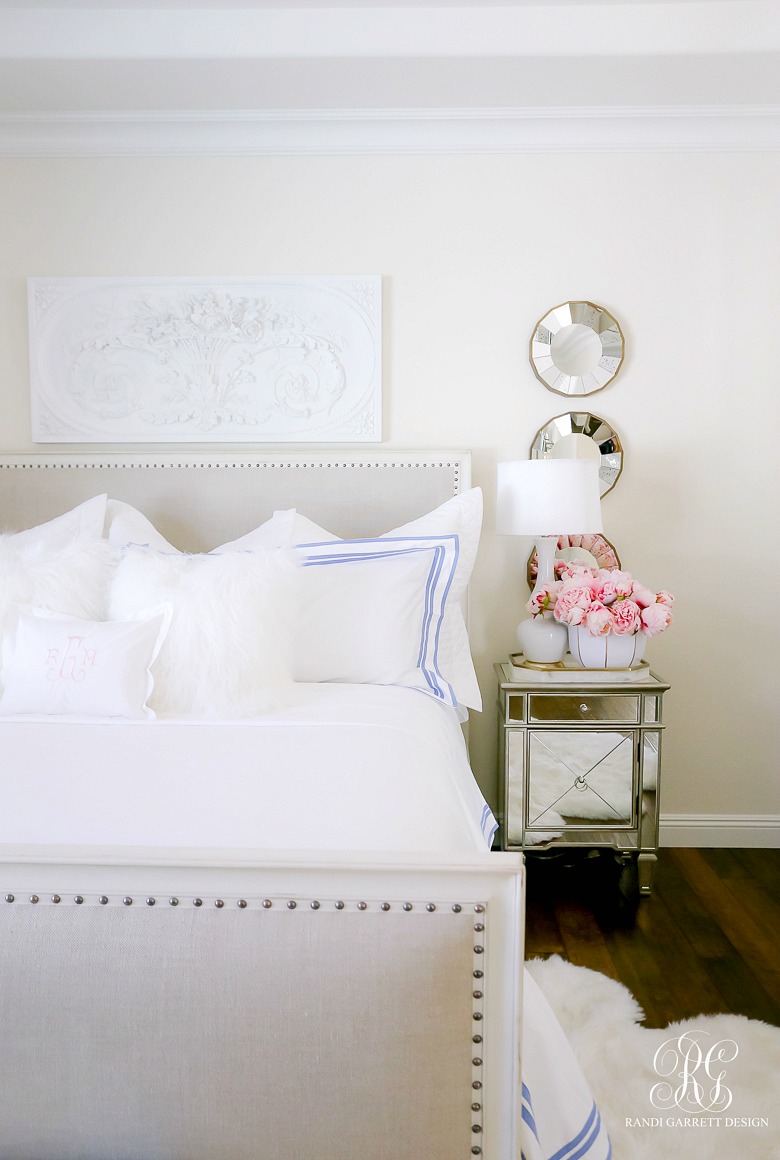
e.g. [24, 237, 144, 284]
[0, 0, 740, 8]
[0, 3, 778, 153]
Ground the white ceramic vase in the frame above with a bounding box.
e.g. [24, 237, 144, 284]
[517, 613, 569, 664]
[568, 626, 647, 670]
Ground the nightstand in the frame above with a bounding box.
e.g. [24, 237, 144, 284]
[495, 660, 670, 900]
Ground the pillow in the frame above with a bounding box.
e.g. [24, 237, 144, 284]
[3, 493, 106, 549]
[0, 604, 171, 720]
[105, 499, 174, 552]
[0, 495, 114, 640]
[290, 489, 483, 710]
[295, 536, 460, 704]
[106, 500, 295, 553]
[108, 546, 299, 718]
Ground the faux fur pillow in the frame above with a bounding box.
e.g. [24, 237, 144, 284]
[0, 495, 115, 639]
[108, 546, 299, 718]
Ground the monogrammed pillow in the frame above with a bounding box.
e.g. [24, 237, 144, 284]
[0, 605, 171, 719]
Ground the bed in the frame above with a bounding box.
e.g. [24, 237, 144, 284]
[0, 451, 610, 1160]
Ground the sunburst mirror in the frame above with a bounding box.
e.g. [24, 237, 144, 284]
[530, 301, 624, 397]
[530, 411, 624, 497]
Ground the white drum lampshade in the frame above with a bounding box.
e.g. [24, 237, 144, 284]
[496, 458, 603, 541]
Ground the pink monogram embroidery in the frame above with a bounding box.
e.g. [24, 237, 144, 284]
[46, 636, 97, 683]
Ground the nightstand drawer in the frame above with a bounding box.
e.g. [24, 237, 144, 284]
[528, 693, 640, 724]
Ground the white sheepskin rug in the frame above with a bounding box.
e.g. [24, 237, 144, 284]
[527, 955, 780, 1159]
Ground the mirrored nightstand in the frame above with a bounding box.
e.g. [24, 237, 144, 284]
[495, 661, 670, 903]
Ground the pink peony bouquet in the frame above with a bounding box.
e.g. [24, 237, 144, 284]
[527, 565, 674, 637]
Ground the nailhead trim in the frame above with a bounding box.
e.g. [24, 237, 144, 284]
[2, 888, 487, 1150]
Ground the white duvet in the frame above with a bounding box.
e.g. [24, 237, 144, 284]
[0, 683, 495, 856]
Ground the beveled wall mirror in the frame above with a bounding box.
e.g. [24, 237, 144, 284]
[530, 301, 624, 397]
[530, 411, 623, 497]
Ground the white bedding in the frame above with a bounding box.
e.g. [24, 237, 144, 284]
[521, 970, 612, 1160]
[0, 683, 496, 856]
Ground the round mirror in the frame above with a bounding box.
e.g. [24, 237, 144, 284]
[530, 411, 623, 497]
[530, 301, 624, 397]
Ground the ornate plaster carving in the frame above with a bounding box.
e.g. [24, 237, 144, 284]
[28, 277, 381, 443]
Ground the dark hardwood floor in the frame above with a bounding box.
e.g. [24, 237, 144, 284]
[524, 846, 780, 1028]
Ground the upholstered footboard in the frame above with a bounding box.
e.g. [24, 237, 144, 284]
[0, 854, 524, 1160]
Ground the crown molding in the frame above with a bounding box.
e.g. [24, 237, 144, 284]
[1, 106, 779, 157]
[2, 4, 778, 60]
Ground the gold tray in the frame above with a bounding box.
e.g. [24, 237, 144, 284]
[509, 653, 651, 679]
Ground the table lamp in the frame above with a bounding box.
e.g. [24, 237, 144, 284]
[496, 458, 603, 664]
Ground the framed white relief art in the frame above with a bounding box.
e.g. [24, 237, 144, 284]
[28, 277, 381, 443]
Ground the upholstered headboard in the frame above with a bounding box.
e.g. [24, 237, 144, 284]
[0, 452, 469, 550]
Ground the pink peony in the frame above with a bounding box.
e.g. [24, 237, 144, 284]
[594, 581, 618, 605]
[559, 565, 600, 593]
[631, 582, 656, 609]
[553, 586, 593, 626]
[641, 603, 673, 635]
[526, 581, 561, 617]
[609, 599, 642, 635]
[551, 566, 675, 637]
[597, 567, 633, 592]
[583, 604, 613, 636]
[595, 569, 634, 605]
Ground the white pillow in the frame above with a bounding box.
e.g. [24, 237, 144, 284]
[0, 604, 171, 720]
[106, 500, 294, 553]
[290, 489, 483, 710]
[0, 496, 114, 639]
[294, 534, 461, 706]
[104, 499, 174, 552]
[3, 493, 106, 549]
[108, 546, 299, 718]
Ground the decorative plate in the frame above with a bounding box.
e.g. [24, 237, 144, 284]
[527, 533, 621, 590]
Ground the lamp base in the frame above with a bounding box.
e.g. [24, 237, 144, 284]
[516, 614, 568, 664]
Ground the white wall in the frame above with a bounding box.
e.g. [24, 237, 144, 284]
[1, 152, 779, 839]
